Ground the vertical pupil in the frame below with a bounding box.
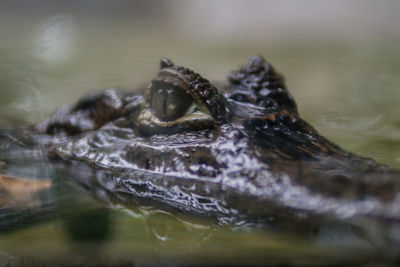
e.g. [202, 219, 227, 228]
[163, 88, 174, 120]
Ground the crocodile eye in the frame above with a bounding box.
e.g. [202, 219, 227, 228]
[150, 87, 194, 121]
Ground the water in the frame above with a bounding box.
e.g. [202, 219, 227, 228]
[0, 1, 400, 266]
[0, 149, 379, 266]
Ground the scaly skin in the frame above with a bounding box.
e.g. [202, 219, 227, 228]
[35, 56, 400, 224]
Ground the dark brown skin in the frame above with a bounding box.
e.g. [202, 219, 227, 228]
[35, 56, 400, 224]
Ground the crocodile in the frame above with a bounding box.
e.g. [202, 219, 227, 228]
[2, 56, 400, 230]
[22, 55, 398, 227]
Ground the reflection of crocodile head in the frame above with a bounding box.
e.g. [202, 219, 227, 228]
[36, 56, 400, 223]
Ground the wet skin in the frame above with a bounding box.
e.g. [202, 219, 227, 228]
[33, 56, 400, 224]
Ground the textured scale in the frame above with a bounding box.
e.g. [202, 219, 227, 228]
[32, 56, 400, 226]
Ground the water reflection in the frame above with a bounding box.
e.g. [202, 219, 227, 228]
[54, 177, 113, 243]
[0, 163, 392, 265]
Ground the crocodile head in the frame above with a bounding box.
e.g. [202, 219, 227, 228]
[36, 56, 400, 222]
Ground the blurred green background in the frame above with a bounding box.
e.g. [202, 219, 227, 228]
[1, 0, 399, 168]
